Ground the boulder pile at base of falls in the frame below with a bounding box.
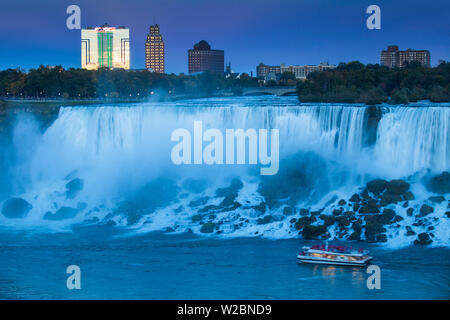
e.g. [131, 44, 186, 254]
[173, 172, 448, 246]
[285, 175, 448, 245]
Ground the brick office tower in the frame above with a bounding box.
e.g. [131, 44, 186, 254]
[145, 24, 165, 73]
[188, 40, 224, 74]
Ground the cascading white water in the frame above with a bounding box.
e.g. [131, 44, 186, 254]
[375, 106, 450, 176]
[1, 97, 449, 243]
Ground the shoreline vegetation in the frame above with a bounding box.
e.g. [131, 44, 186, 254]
[0, 65, 260, 101]
[297, 61, 450, 104]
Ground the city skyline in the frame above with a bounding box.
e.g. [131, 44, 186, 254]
[0, 0, 449, 74]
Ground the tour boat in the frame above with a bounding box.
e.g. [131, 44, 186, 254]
[297, 242, 372, 267]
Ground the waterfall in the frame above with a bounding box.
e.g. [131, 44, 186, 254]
[13, 102, 450, 200]
[375, 106, 450, 176]
[1, 97, 449, 243]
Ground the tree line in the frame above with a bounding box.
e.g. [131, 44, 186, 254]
[297, 61, 450, 104]
[0, 66, 260, 99]
[2, 62, 449, 103]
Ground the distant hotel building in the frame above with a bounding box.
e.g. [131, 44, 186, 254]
[81, 23, 130, 70]
[188, 40, 224, 74]
[256, 63, 281, 79]
[257, 62, 336, 80]
[145, 24, 165, 73]
[381, 45, 430, 68]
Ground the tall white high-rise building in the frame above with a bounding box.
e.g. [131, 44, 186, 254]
[81, 23, 130, 70]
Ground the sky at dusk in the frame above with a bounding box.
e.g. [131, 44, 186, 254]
[0, 0, 449, 74]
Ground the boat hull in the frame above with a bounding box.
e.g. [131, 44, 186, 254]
[297, 256, 372, 267]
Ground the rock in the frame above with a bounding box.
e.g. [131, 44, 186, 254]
[428, 196, 445, 204]
[382, 208, 396, 221]
[325, 195, 338, 207]
[349, 194, 361, 202]
[446, 211, 450, 218]
[188, 196, 210, 208]
[359, 206, 380, 214]
[427, 226, 435, 231]
[380, 192, 403, 207]
[301, 225, 328, 240]
[403, 191, 415, 201]
[85, 216, 100, 224]
[218, 201, 241, 213]
[375, 234, 388, 242]
[364, 216, 387, 242]
[412, 220, 425, 227]
[414, 233, 432, 245]
[361, 189, 372, 200]
[294, 217, 312, 230]
[2, 198, 32, 219]
[332, 208, 343, 216]
[198, 205, 218, 213]
[338, 199, 346, 206]
[105, 220, 117, 227]
[402, 201, 409, 208]
[43, 207, 78, 220]
[426, 171, 450, 194]
[344, 211, 355, 216]
[352, 221, 362, 233]
[200, 222, 216, 233]
[393, 215, 404, 222]
[367, 200, 379, 208]
[405, 226, 416, 236]
[299, 208, 309, 216]
[407, 208, 414, 217]
[353, 203, 360, 212]
[289, 218, 297, 224]
[252, 202, 267, 214]
[220, 194, 238, 207]
[310, 210, 322, 216]
[191, 214, 204, 222]
[336, 216, 350, 227]
[420, 204, 434, 216]
[257, 215, 274, 225]
[367, 179, 387, 195]
[215, 178, 243, 197]
[348, 232, 360, 241]
[66, 178, 84, 199]
[386, 180, 410, 195]
[165, 227, 175, 233]
[320, 215, 335, 226]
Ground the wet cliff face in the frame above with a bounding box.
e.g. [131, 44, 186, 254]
[0, 96, 448, 247]
[363, 105, 383, 146]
